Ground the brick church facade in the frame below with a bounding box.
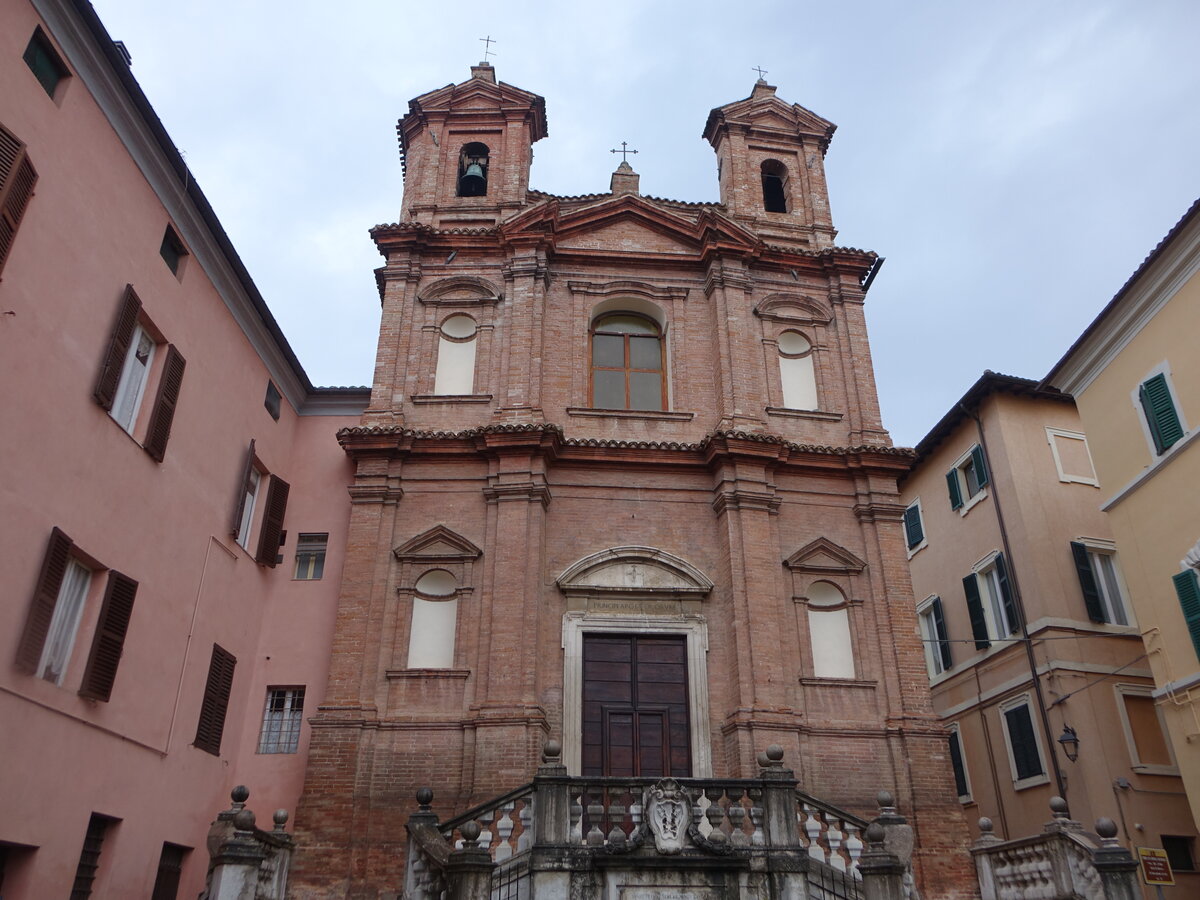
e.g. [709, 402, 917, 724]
[290, 64, 975, 898]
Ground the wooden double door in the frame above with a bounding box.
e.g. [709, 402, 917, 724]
[581, 634, 691, 777]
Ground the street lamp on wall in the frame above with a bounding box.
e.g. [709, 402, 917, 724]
[1058, 725, 1080, 762]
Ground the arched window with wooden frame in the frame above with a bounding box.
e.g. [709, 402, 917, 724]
[760, 159, 789, 213]
[590, 312, 666, 411]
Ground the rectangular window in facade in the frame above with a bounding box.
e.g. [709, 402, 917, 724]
[17, 529, 138, 699]
[294, 533, 328, 580]
[159, 226, 186, 276]
[963, 553, 1018, 650]
[230, 440, 290, 566]
[150, 843, 189, 900]
[93, 285, 187, 461]
[1162, 835, 1196, 872]
[1071, 541, 1130, 625]
[70, 813, 117, 900]
[917, 595, 952, 677]
[903, 500, 926, 554]
[1139, 371, 1185, 456]
[258, 686, 305, 753]
[946, 444, 989, 513]
[24, 28, 70, 99]
[0, 122, 38, 277]
[1000, 698, 1047, 788]
[1174, 569, 1200, 662]
[1045, 427, 1098, 485]
[1115, 686, 1175, 774]
[194, 644, 236, 755]
[264, 380, 282, 420]
[948, 725, 971, 801]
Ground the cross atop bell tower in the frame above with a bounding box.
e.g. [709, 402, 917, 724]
[398, 66, 547, 228]
[703, 81, 838, 249]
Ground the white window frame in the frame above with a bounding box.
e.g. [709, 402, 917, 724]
[947, 723, 973, 802]
[1113, 684, 1177, 775]
[236, 468, 261, 550]
[1075, 537, 1134, 627]
[38, 558, 92, 685]
[905, 497, 927, 559]
[916, 594, 950, 678]
[1045, 427, 1099, 486]
[998, 695, 1049, 790]
[1131, 361, 1189, 459]
[110, 324, 156, 434]
[951, 445, 988, 516]
[293, 533, 329, 581]
[973, 552, 1016, 642]
[257, 686, 305, 754]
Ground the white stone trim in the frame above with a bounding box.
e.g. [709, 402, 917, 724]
[1044, 427, 1099, 486]
[561, 612, 711, 777]
[951, 445, 988, 517]
[1130, 360, 1190, 460]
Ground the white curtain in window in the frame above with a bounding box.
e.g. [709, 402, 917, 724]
[39, 559, 91, 684]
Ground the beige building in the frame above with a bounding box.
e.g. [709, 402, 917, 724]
[900, 371, 1198, 892]
[1045, 198, 1200, 842]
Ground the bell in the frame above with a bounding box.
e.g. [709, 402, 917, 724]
[459, 163, 486, 196]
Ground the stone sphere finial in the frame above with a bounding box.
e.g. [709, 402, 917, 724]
[865, 822, 886, 845]
[978, 817, 994, 834]
[416, 787, 434, 810]
[542, 739, 562, 762]
[1096, 817, 1118, 840]
[233, 809, 256, 832]
[876, 790, 894, 809]
[765, 744, 784, 763]
[273, 809, 289, 831]
[231, 785, 250, 804]
[756, 751, 770, 769]
[461, 821, 481, 845]
[1049, 796, 1070, 819]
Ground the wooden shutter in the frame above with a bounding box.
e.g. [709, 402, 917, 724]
[142, 345, 186, 462]
[254, 475, 290, 566]
[79, 571, 138, 701]
[962, 574, 990, 650]
[931, 596, 953, 670]
[194, 644, 236, 755]
[0, 124, 37, 276]
[994, 553, 1020, 634]
[1140, 374, 1184, 455]
[1070, 542, 1106, 623]
[946, 469, 963, 510]
[1172, 570, 1200, 662]
[1003, 705, 1044, 780]
[903, 504, 924, 549]
[17, 528, 74, 673]
[230, 439, 256, 538]
[948, 731, 968, 798]
[971, 445, 989, 488]
[93, 285, 142, 410]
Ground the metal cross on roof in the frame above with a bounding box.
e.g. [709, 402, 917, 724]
[753, 66, 768, 80]
[610, 142, 639, 163]
[480, 35, 497, 61]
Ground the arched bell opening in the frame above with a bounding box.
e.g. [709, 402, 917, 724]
[760, 159, 789, 213]
[457, 142, 490, 197]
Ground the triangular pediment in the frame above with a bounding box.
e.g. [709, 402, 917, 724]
[784, 538, 867, 574]
[704, 84, 836, 146]
[556, 217, 698, 255]
[557, 547, 713, 597]
[393, 525, 482, 563]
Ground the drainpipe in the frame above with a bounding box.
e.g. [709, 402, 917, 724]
[959, 402, 1069, 801]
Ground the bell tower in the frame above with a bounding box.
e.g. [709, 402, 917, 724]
[398, 63, 547, 228]
[703, 79, 837, 249]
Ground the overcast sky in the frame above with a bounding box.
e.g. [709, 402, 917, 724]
[91, 0, 1200, 447]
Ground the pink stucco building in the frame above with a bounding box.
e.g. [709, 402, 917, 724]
[0, 1, 366, 896]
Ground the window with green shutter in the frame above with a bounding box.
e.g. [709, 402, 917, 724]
[903, 502, 925, 550]
[1140, 373, 1185, 455]
[1173, 570, 1200, 662]
[947, 444, 989, 512]
[1002, 702, 1045, 783]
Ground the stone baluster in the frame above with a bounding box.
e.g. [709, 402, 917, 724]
[607, 792, 627, 847]
[585, 789, 605, 846]
[494, 802, 515, 861]
[748, 788, 765, 847]
[703, 787, 725, 839]
[1092, 817, 1141, 900]
[845, 824, 864, 877]
[569, 793, 583, 845]
[827, 819, 846, 871]
[727, 787, 749, 846]
[517, 801, 533, 853]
